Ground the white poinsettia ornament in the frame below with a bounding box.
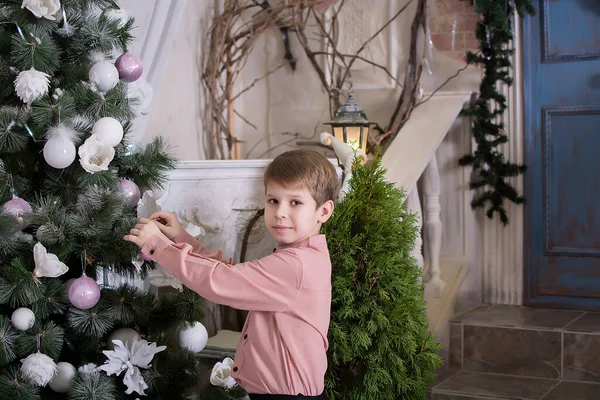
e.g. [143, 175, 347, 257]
[78, 363, 99, 375]
[33, 242, 69, 281]
[20, 351, 57, 386]
[99, 339, 166, 396]
[21, 0, 61, 20]
[210, 357, 237, 390]
[78, 135, 115, 174]
[14, 68, 50, 103]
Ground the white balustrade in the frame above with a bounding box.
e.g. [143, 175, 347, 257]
[422, 154, 445, 297]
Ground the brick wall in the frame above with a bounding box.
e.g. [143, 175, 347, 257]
[429, 0, 480, 60]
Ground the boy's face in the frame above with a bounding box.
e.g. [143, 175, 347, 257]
[264, 182, 333, 246]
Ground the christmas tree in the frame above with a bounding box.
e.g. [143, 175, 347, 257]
[323, 156, 443, 400]
[0, 1, 206, 399]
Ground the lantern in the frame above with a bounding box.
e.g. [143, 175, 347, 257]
[324, 92, 373, 159]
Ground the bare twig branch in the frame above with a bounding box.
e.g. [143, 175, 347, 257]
[231, 63, 286, 102]
[312, 51, 403, 87]
[234, 109, 258, 130]
[380, 0, 426, 152]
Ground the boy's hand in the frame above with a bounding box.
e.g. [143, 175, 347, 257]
[124, 218, 163, 247]
[148, 211, 183, 240]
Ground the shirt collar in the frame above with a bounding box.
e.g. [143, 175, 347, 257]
[275, 234, 327, 251]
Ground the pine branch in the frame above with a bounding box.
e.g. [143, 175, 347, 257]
[459, 0, 535, 224]
[173, 287, 205, 323]
[68, 371, 118, 400]
[143, 350, 200, 399]
[0, 258, 44, 308]
[17, 320, 64, 360]
[0, 316, 19, 365]
[30, 91, 78, 132]
[0, 107, 30, 154]
[0, 212, 24, 257]
[66, 304, 115, 340]
[30, 278, 69, 319]
[0, 365, 39, 400]
[115, 136, 177, 190]
[72, 82, 136, 121]
[99, 285, 155, 327]
[10, 24, 62, 74]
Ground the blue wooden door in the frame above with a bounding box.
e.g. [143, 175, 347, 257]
[524, 0, 600, 310]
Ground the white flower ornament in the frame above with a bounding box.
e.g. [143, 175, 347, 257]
[14, 68, 50, 103]
[21, 0, 61, 20]
[210, 357, 237, 390]
[33, 242, 69, 282]
[78, 135, 115, 174]
[99, 339, 166, 395]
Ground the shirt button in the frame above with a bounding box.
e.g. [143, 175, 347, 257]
[233, 367, 238, 372]
[243, 334, 248, 340]
[149, 249, 155, 255]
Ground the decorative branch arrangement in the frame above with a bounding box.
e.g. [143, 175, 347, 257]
[201, 0, 429, 159]
[459, 0, 535, 224]
[201, 0, 306, 160]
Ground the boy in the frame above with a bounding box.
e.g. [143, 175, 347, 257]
[124, 149, 338, 399]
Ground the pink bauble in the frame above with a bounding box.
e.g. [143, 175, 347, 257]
[2, 195, 32, 229]
[140, 251, 151, 261]
[116, 179, 141, 207]
[114, 51, 143, 83]
[68, 275, 101, 310]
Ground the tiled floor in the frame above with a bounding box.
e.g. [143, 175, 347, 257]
[429, 305, 600, 399]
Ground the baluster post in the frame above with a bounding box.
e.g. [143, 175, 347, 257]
[423, 153, 445, 297]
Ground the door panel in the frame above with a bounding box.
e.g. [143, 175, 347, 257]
[524, 0, 600, 309]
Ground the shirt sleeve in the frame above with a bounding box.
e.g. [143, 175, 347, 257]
[141, 233, 302, 312]
[172, 230, 231, 263]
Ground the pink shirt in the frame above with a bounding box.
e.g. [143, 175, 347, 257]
[141, 230, 332, 395]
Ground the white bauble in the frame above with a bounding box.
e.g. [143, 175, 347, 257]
[91, 117, 123, 147]
[89, 61, 119, 92]
[20, 352, 57, 386]
[11, 307, 35, 331]
[14, 68, 50, 103]
[106, 327, 141, 350]
[43, 136, 76, 169]
[48, 362, 76, 393]
[178, 322, 208, 353]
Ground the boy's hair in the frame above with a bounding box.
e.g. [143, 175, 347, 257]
[264, 149, 339, 206]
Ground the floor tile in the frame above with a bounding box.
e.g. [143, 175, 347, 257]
[565, 312, 600, 333]
[449, 323, 462, 369]
[542, 381, 600, 399]
[433, 371, 558, 399]
[433, 368, 460, 387]
[431, 394, 506, 400]
[564, 332, 600, 382]
[453, 305, 583, 330]
[433, 394, 507, 400]
[463, 325, 561, 379]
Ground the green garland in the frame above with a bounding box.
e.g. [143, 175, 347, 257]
[459, 0, 535, 224]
